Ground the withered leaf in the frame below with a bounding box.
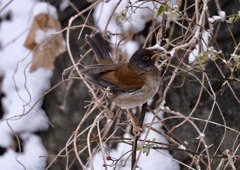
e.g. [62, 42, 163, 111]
[24, 13, 66, 72]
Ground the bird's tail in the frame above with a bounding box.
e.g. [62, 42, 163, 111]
[85, 32, 113, 64]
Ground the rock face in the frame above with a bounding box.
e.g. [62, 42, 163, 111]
[164, 1, 240, 169]
[41, 0, 240, 169]
[41, 1, 94, 169]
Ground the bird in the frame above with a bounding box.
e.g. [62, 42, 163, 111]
[81, 32, 167, 133]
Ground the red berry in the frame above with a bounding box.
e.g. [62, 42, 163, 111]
[219, 65, 224, 70]
[93, 133, 98, 139]
[103, 164, 106, 167]
[106, 156, 111, 161]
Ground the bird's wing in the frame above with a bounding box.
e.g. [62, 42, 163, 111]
[80, 64, 122, 91]
[80, 64, 144, 92]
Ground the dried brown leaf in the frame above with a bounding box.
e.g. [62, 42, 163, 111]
[24, 13, 66, 72]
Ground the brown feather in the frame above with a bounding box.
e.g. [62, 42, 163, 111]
[100, 64, 144, 91]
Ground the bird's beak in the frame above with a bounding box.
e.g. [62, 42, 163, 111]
[151, 53, 161, 59]
[147, 44, 167, 59]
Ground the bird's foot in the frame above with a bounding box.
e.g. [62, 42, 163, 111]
[132, 125, 142, 136]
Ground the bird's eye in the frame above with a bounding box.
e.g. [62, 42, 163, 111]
[143, 56, 150, 60]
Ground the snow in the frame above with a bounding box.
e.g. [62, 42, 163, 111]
[188, 31, 211, 63]
[218, 11, 226, 18]
[178, 145, 186, 150]
[207, 10, 226, 24]
[93, 0, 177, 60]
[0, 0, 57, 169]
[208, 18, 215, 23]
[0, 0, 37, 19]
[59, 0, 69, 11]
[94, 0, 162, 34]
[33, 2, 58, 19]
[212, 15, 223, 21]
[0, 134, 47, 170]
[121, 40, 139, 58]
[35, 28, 57, 44]
[93, 0, 165, 59]
[87, 112, 180, 170]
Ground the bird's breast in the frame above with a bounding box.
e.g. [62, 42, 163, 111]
[112, 69, 160, 109]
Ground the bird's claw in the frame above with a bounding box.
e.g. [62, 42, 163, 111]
[132, 125, 142, 136]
